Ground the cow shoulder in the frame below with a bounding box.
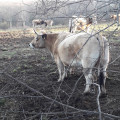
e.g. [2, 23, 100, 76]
[53, 32, 71, 55]
[45, 33, 59, 53]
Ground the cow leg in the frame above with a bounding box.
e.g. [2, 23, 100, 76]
[58, 65, 66, 82]
[69, 66, 75, 74]
[83, 68, 94, 94]
[61, 66, 67, 80]
[55, 57, 66, 82]
[82, 57, 96, 94]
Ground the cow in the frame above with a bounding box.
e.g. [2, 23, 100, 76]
[32, 19, 47, 27]
[44, 20, 53, 27]
[29, 30, 109, 96]
[69, 16, 93, 33]
[111, 14, 120, 22]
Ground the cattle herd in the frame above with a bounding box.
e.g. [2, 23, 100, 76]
[32, 14, 117, 29]
[0, 12, 119, 120]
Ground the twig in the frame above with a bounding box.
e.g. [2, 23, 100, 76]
[93, 83, 102, 120]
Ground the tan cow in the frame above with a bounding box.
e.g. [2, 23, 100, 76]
[69, 16, 93, 33]
[111, 14, 120, 22]
[29, 31, 109, 96]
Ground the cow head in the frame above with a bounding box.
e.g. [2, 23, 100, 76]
[86, 17, 93, 25]
[110, 15, 117, 20]
[74, 18, 88, 31]
[29, 29, 47, 49]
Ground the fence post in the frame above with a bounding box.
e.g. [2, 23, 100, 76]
[23, 21, 26, 28]
[117, 2, 120, 26]
[9, 21, 12, 28]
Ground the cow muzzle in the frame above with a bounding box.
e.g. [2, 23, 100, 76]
[29, 43, 34, 49]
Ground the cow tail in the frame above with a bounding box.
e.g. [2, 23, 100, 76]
[97, 36, 107, 88]
[99, 70, 104, 87]
[97, 56, 104, 88]
[96, 36, 103, 87]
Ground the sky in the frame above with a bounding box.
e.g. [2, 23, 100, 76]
[0, 0, 32, 2]
[0, 0, 33, 5]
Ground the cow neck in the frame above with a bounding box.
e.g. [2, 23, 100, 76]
[44, 33, 59, 54]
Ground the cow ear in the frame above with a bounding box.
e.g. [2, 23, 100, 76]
[42, 34, 47, 39]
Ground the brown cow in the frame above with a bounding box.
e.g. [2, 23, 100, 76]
[29, 31, 109, 96]
[32, 19, 47, 27]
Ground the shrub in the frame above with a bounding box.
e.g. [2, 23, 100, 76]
[0, 22, 9, 29]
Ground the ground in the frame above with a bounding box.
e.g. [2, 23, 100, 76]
[0, 29, 120, 120]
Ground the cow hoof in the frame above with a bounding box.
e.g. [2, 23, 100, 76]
[57, 79, 63, 82]
[100, 93, 108, 98]
[83, 91, 91, 96]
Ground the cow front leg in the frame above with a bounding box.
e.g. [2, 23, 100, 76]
[57, 66, 62, 82]
[58, 66, 66, 82]
[55, 57, 65, 82]
[60, 66, 67, 81]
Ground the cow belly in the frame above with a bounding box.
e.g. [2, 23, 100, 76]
[59, 51, 99, 68]
[62, 56, 82, 67]
[58, 48, 82, 67]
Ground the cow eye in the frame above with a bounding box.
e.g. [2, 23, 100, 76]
[80, 22, 82, 25]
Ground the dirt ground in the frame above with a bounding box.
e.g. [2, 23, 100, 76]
[0, 32, 120, 120]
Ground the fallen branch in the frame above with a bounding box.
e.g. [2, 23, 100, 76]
[93, 83, 102, 120]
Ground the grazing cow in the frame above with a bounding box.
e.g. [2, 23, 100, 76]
[32, 19, 47, 27]
[69, 16, 93, 33]
[29, 31, 109, 96]
[111, 14, 120, 22]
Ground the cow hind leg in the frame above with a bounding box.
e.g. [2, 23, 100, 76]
[82, 58, 96, 94]
[83, 68, 94, 94]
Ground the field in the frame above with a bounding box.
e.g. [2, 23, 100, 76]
[0, 25, 120, 120]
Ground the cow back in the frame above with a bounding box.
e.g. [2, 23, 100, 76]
[57, 32, 102, 67]
[53, 32, 73, 55]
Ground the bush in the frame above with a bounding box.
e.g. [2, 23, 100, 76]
[0, 22, 9, 29]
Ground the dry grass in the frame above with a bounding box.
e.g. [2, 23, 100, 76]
[0, 23, 119, 41]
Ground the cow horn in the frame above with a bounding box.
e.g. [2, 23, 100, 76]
[33, 29, 39, 35]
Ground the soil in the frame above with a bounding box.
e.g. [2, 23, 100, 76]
[0, 34, 120, 120]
